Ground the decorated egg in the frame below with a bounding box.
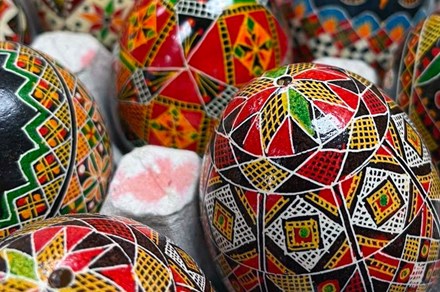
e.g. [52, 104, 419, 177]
[200, 63, 440, 291]
[0, 41, 112, 239]
[32, 0, 134, 48]
[396, 12, 440, 169]
[282, 0, 432, 79]
[115, 0, 288, 154]
[0, 0, 33, 43]
[0, 214, 213, 291]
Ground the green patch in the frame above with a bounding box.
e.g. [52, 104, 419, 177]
[264, 66, 287, 78]
[234, 46, 244, 58]
[379, 194, 389, 207]
[288, 89, 315, 136]
[247, 17, 255, 32]
[299, 227, 309, 238]
[418, 56, 440, 84]
[105, 1, 114, 14]
[233, 0, 257, 4]
[7, 250, 38, 280]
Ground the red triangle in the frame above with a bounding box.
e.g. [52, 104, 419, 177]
[188, 23, 226, 83]
[223, 14, 245, 46]
[241, 253, 259, 270]
[169, 264, 188, 286]
[174, 285, 192, 292]
[385, 128, 397, 149]
[339, 175, 359, 205]
[222, 97, 246, 120]
[295, 68, 349, 81]
[313, 100, 354, 129]
[266, 118, 295, 156]
[328, 83, 360, 110]
[99, 265, 135, 291]
[344, 270, 363, 291]
[233, 89, 273, 129]
[266, 254, 285, 274]
[317, 188, 341, 209]
[66, 226, 92, 251]
[265, 195, 285, 213]
[362, 89, 387, 115]
[159, 70, 201, 104]
[244, 190, 259, 216]
[61, 247, 106, 272]
[412, 192, 424, 221]
[149, 24, 185, 68]
[242, 116, 263, 156]
[332, 244, 354, 268]
[33, 227, 63, 253]
[376, 145, 393, 157]
[135, 226, 156, 242]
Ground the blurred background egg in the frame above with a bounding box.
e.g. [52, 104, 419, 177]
[0, 0, 36, 43]
[0, 214, 213, 291]
[115, 0, 288, 154]
[200, 63, 440, 291]
[31, 0, 135, 48]
[279, 0, 433, 81]
[0, 41, 112, 238]
[395, 12, 440, 169]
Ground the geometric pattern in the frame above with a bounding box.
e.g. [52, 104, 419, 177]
[396, 12, 440, 169]
[0, 214, 213, 291]
[200, 63, 440, 291]
[116, 0, 288, 154]
[0, 41, 112, 239]
[32, 0, 135, 48]
[281, 0, 431, 78]
[0, 0, 31, 43]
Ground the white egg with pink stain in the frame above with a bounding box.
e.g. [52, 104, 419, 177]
[101, 145, 201, 216]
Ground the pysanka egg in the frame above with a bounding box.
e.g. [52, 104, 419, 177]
[282, 0, 432, 78]
[32, 0, 135, 48]
[0, 42, 112, 238]
[200, 63, 440, 291]
[396, 12, 440, 169]
[0, 0, 33, 43]
[115, 0, 288, 154]
[0, 214, 213, 291]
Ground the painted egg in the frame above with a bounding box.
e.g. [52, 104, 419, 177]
[0, 41, 112, 239]
[396, 12, 440, 169]
[282, 0, 431, 79]
[32, 0, 135, 48]
[200, 63, 440, 291]
[115, 0, 288, 154]
[0, 0, 33, 43]
[0, 214, 213, 291]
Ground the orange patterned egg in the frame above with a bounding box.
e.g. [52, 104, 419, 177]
[115, 0, 288, 154]
[32, 0, 134, 48]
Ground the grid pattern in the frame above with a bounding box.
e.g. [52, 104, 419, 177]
[295, 80, 342, 105]
[242, 159, 289, 191]
[135, 247, 171, 291]
[297, 151, 343, 185]
[37, 229, 65, 281]
[363, 89, 387, 115]
[260, 92, 287, 150]
[349, 117, 379, 150]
